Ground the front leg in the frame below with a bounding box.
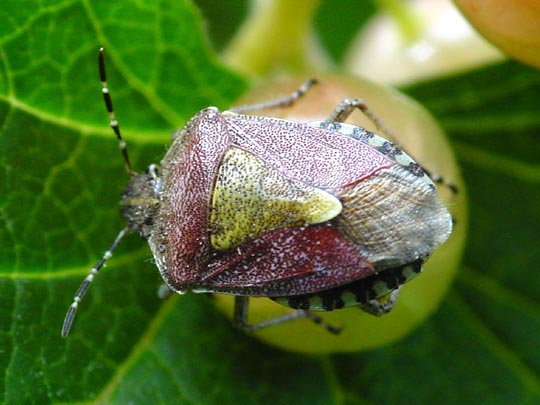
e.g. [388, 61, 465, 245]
[230, 79, 318, 114]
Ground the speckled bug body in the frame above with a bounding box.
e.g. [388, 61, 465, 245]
[62, 49, 453, 337]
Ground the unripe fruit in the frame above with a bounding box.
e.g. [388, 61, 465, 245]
[454, 0, 540, 68]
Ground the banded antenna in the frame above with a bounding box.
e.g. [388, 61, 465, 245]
[62, 48, 135, 337]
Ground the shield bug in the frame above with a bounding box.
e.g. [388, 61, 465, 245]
[61, 49, 454, 337]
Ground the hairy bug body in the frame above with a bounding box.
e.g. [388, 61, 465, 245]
[62, 49, 453, 337]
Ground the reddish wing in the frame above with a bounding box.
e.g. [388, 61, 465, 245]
[151, 108, 232, 289]
[226, 115, 394, 190]
[199, 226, 375, 297]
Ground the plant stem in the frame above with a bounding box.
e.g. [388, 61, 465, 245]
[222, 0, 321, 76]
[377, 0, 421, 43]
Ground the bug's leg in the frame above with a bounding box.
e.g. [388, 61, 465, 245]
[423, 168, 459, 194]
[328, 98, 459, 194]
[245, 310, 342, 335]
[229, 79, 318, 114]
[61, 227, 131, 337]
[359, 288, 401, 316]
[233, 296, 250, 327]
[233, 296, 341, 334]
[327, 98, 398, 143]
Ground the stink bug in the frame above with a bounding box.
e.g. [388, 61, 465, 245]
[61, 49, 454, 337]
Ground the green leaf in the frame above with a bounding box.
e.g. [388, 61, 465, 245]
[2, 1, 540, 404]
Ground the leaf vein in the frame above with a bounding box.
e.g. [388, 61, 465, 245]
[93, 295, 178, 403]
[455, 142, 540, 183]
[448, 292, 540, 396]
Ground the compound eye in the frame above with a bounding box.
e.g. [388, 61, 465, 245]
[147, 164, 160, 178]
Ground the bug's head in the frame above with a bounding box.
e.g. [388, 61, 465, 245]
[121, 164, 161, 239]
